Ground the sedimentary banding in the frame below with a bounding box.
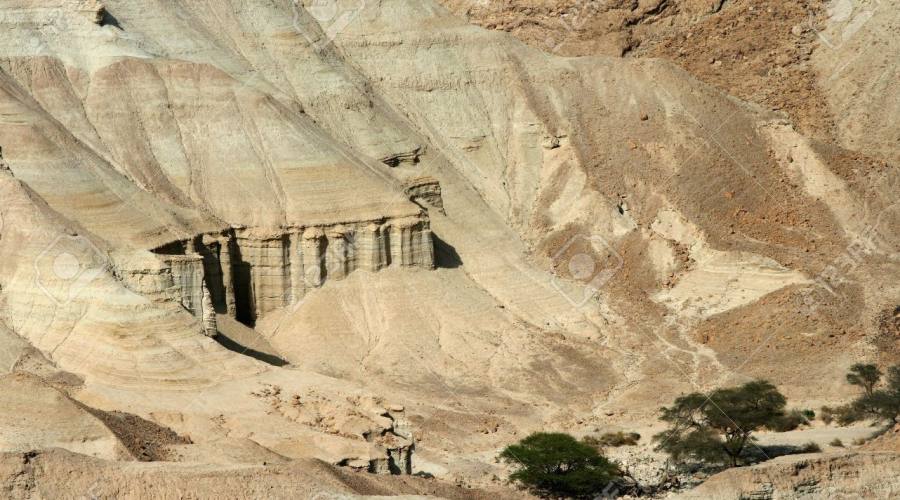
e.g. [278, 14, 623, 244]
[150, 217, 434, 327]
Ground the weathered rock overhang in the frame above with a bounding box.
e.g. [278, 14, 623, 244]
[149, 216, 435, 330]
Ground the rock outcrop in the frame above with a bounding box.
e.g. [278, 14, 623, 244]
[676, 452, 900, 499]
[0, 0, 895, 496]
[150, 219, 434, 327]
[0, 448, 522, 500]
[403, 176, 445, 214]
[248, 384, 415, 475]
[0, 373, 131, 460]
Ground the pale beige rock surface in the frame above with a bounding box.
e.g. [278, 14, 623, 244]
[0, 0, 895, 498]
[0, 448, 523, 500]
[0, 373, 130, 461]
[673, 452, 900, 499]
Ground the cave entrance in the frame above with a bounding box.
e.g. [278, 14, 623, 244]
[233, 264, 256, 327]
[230, 241, 256, 327]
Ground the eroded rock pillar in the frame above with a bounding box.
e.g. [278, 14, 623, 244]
[391, 217, 434, 268]
[200, 282, 217, 337]
[302, 227, 326, 288]
[220, 236, 236, 316]
[359, 223, 390, 272]
[289, 230, 304, 303]
[326, 226, 353, 280]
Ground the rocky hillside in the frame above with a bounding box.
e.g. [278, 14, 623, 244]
[0, 0, 896, 497]
[676, 452, 900, 499]
[440, 0, 899, 156]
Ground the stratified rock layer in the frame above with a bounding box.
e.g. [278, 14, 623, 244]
[149, 219, 434, 327]
[677, 452, 900, 499]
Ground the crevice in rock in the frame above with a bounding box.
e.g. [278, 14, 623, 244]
[380, 146, 424, 168]
[230, 241, 256, 327]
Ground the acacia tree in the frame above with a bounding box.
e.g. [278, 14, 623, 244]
[828, 364, 900, 427]
[852, 365, 900, 424]
[500, 432, 621, 498]
[847, 363, 882, 396]
[653, 381, 787, 467]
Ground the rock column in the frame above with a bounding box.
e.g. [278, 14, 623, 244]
[289, 231, 304, 303]
[200, 282, 217, 337]
[302, 227, 326, 288]
[326, 226, 353, 280]
[358, 223, 390, 271]
[220, 237, 236, 315]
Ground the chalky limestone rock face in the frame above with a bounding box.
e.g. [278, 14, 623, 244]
[0, 0, 435, 370]
[675, 452, 900, 500]
[150, 221, 434, 327]
[0, 0, 442, 479]
[0, 373, 131, 460]
[403, 176, 445, 214]
[0, 0, 896, 494]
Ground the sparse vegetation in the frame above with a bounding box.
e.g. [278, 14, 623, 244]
[847, 363, 882, 396]
[820, 406, 835, 425]
[830, 438, 844, 447]
[798, 441, 822, 453]
[653, 380, 788, 468]
[820, 405, 865, 426]
[767, 409, 811, 432]
[583, 431, 641, 449]
[500, 432, 622, 498]
[829, 364, 900, 426]
[853, 365, 900, 424]
[837, 405, 867, 426]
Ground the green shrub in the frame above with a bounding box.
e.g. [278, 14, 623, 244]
[581, 435, 600, 448]
[500, 432, 621, 498]
[820, 404, 866, 426]
[836, 404, 867, 426]
[767, 409, 810, 432]
[583, 431, 641, 448]
[829, 438, 844, 447]
[801, 409, 816, 421]
[820, 406, 835, 425]
[798, 441, 821, 453]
